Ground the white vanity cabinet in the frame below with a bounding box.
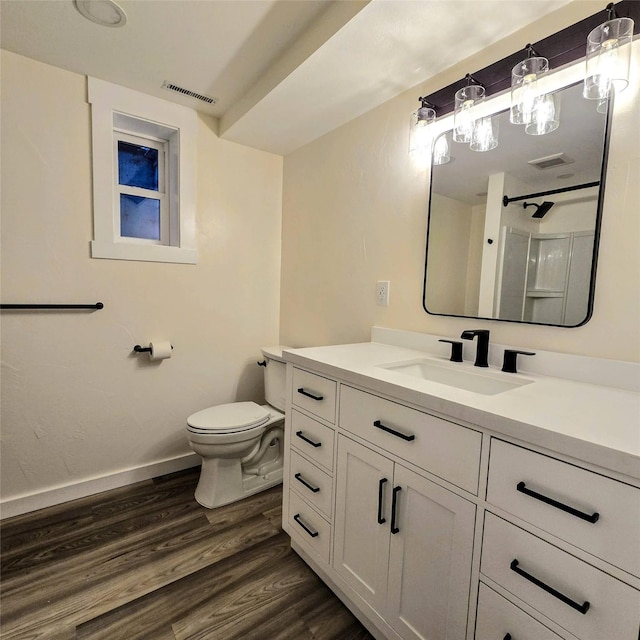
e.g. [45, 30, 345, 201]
[282, 349, 640, 640]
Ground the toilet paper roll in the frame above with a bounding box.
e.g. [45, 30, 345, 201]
[149, 341, 172, 361]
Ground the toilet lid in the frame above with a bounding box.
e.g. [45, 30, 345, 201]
[187, 402, 271, 434]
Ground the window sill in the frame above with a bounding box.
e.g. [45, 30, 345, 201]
[91, 241, 197, 264]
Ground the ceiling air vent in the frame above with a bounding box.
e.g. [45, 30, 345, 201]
[528, 152, 574, 170]
[161, 81, 217, 105]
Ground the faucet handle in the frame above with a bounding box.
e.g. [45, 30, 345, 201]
[439, 339, 463, 362]
[502, 349, 535, 374]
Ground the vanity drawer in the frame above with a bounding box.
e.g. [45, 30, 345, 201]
[291, 409, 335, 472]
[476, 582, 562, 640]
[292, 368, 337, 424]
[487, 439, 640, 578]
[289, 450, 333, 519]
[481, 513, 640, 640]
[288, 490, 331, 564]
[339, 385, 481, 494]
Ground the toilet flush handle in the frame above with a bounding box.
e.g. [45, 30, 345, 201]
[257, 360, 267, 367]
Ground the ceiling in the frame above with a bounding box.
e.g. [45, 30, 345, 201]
[1, 0, 574, 155]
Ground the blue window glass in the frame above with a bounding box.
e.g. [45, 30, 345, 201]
[118, 141, 159, 190]
[120, 194, 160, 240]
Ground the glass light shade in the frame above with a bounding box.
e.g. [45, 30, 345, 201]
[596, 96, 610, 114]
[525, 91, 560, 136]
[584, 17, 634, 100]
[409, 106, 436, 163]
[432, 132, 450, 165]
[453, 84, 484, 143]
[470, 115, 498, 152]
[510, 56, 549, 125]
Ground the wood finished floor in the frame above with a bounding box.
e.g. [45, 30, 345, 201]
[0, 467, 375, 640]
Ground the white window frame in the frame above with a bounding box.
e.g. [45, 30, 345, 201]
[89, 77, 197, 264]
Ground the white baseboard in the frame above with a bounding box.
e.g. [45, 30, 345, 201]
[0, 453, 200, 520]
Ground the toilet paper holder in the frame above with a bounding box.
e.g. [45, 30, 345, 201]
[133, 344, 173, 353]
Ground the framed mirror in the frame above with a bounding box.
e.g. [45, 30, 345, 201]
[423, 81, 612, 327]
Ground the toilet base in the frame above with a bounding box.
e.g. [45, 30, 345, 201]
[194, 457, 283, 509]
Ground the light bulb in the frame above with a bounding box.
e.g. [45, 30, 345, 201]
[454, 84, 484, 143]
[470, 116, 498, 152]
[525, 92, 560, 136]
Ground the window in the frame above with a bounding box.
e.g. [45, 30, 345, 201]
[116, 135, 165, 241]
[88, 78, 197, 264]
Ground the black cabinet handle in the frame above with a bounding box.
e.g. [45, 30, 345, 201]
[391, 486, 402, 534]
[510, 559, 590, 614]
[297, 387, 324, 401]
[295, 430, 322, 448]
[377, 478, 388, 524]
[293, 513, 319, 538]
[295, 472, 320, 493]
[516, 482, 599, 524]
[373, 420, 415, 442]
[503, 635, 512, 640]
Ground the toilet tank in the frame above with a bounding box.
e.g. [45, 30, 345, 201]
[261, 346, 287, 412]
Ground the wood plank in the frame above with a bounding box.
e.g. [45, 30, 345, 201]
[1, 515, 280, 639]
[172, 549, 320, 640]
[75, 533, 294, 640]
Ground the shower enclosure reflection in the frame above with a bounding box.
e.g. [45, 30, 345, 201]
[423, 82, 611, 327]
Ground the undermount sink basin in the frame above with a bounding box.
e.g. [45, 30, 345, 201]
[377, 358, 533, 395]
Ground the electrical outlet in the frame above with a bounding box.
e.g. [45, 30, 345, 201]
[376, 280, 390, 306]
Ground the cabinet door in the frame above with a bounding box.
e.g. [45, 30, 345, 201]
[333, 435, 394, 613]
[387, 465, 476, 640]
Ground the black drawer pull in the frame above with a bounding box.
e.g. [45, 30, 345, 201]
[297, 387, 324, 401]
[373, 420, 415, 442]
[295, 430, 322, 448]
[377, 478, 388, 524]
[295, 472, 320, 493]
[391, 486, 402, 534]
[503, 635, 512, 640]
[510, 559, 590, 614]
[516, 481, 599, 524]
[293, 513, 319, 538]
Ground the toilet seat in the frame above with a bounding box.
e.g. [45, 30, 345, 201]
[187, 401, 271, 435]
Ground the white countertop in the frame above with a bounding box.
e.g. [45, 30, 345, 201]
[283, 341, 640, 481]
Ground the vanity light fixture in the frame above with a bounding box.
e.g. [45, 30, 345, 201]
[510, 45, 548, 125]
[510, 44, 559, 136]
[584, 2, 634, 102]
[470, 115, 499, 152]
[409, 97, 436, 164]
[432, 132, 451, 165]
[453, 74, 485, 144]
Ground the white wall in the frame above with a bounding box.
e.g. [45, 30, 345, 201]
[280, 9, 640, 363]
[0, 51, 283, 510]
[425, 193, 473, 315]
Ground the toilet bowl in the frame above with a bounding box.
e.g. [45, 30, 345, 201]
[186, 346, 287, 509]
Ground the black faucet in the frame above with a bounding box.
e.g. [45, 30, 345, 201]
[460, 329, 490, 367]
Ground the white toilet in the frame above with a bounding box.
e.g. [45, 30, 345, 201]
[186, 346, 287, 509]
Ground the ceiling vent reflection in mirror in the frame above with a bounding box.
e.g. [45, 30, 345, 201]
[528, 153, 575, 170]
[161, 81, 217, 105]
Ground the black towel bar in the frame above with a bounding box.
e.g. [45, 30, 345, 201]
[0, 302, 104, 310]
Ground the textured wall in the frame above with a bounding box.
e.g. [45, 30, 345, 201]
[280, 8, 640, 363]
[0, 51, 283, 504]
